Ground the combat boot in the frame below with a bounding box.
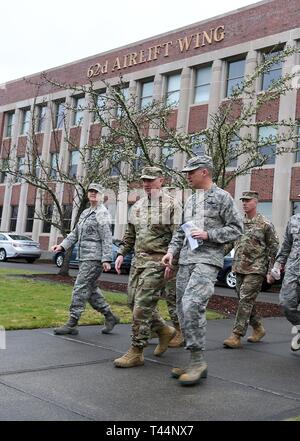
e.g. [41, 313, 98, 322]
[102, 310, 120, 334]
[114, 346, 144, 368]
[53, 317, 79, 335]
[168, 325, 184, 348]
[154, 325, 176, 356]
[223, 333, 242, 348]
[247, 325, 266, 343]
[179, 350, 208, 386]
[291, 330, 300, 352]
[171, 366, 186, 379]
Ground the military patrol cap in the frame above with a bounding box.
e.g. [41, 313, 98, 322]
[88, 182, 104, 193]
[240, 191, 259, 200]
[181, 155, 213, 172]
[140, 166, 163, 180]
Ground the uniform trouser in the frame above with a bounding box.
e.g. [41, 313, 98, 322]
[233, 273, 264, 336]
[160, 277, 179, 327]
[69, 261, 110, 320]
[279, 274, 300, 326]
[127, 265, 168, 348]
[176, 263, 219, 351]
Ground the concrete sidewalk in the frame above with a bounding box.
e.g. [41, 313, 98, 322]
[0, 318, 299, 421]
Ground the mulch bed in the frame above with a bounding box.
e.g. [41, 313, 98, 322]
[26, 273, 283, 318]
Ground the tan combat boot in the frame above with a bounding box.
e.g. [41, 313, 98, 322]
[114, 346, 144, 368]
[171, 366, 186, 379]
[168, 325, 184, 348]
[178, 350, 208, 386]
[247, 325, 266, 343]
[154, 325, 176, 356]
[223, 333, 242, 348]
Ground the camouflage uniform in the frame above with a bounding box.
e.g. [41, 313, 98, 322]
[160, 277, 179, 327]
[168, 183, 243, 351]
[274, 214, 300, 326]
[118, 189, 180, 348]
[226, 211, 279, 336]
[60, 203, 112, 320]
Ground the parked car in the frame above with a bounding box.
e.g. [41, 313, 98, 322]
[0, 232, 41, 263]
[217, 250, 236, 289]
[53, 239, 133, 274]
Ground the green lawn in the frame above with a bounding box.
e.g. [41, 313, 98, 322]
[0, 268, 223, 330]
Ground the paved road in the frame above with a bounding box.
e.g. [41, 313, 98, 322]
[0, 318, 299, 421]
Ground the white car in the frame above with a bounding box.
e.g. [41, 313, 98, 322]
[0, 233, 41, 263]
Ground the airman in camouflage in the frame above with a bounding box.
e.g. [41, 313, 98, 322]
[223, 191, 279, 349]
[51, 183, 119, 336]
[162, 156, 243, 386]
[269, 212, 300, 352]
[113, 167, 181, 368]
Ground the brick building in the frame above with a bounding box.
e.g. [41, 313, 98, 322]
[0, 0, 300, 250]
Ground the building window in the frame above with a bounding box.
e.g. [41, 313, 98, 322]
[226, 59, 245, 97]
[133, 146, 144, 171]
[194, 66, 212, 104]
[50, 152, 59, 178]
[257, 202, 272, 221]
[162, 144, 175, 169]
[295, 125, 300, 163]
[69, 150, 79, 178]
[0, 206, 2, 226]
[258, 126, 277, 165]
[20, 108, 31, 135]
[292, 201, 300, 215]
[140, 80, 154, 109]
[63, 204, 73, 233]
[43, 205, 53, 233]
[36, 105, 47, 132]
[10, 206, 18, 231]
[26, 206, 35, 232]
[73, 96, 85, 125]
[93, 90, 106, 121]
[0, 159, 9, 184]
[16, 157, 25, 183]
[227, 134, 240, 167]
[166, 73, 181, 107]
[55, 101, 65, 129]
[5, 112, 15, 138]
[261, 51, 282, 90]
[116, 86, 129, 117]
[191, 134, 207, 156]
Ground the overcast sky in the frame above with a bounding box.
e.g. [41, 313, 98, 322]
[0, 0, 261, 85]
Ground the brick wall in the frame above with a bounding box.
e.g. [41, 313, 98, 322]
[250, 168, 274, 200]
[256, 98, 280, 123]
[188, 105, 208, 132]
[290, 167, 300, 200]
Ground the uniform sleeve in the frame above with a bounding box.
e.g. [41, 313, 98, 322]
[207, 194, 244, 244]
[265, 223, 279, 272]
[275, 222, 292, 266]
[224, 241, 235, 256]
[118, 222, 136, 257]
[98, 209, 113, 262]
[167, 225, 185, 256]
[59, 223, 79, 250]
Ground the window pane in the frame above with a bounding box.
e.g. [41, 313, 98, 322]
[21, 109, 31, 135]
[69, 150, 79, 177]
[194, 84, 210, 103]
[6, 112, 15, 137]
[296, 126, 300, 162]
[74, 97, 85, 125]
[162, 145, 175, 169]
[10, 206, 18, 231]
[292, 201, 300, 215]
[26, 205, 35, 232]
[141, 81, 153, 97]
[262, 51, 282, 90]
[43, 205, 53, 233]
[37, 106, 47, 132]
[55, 102, 65, 129]
[166, 73, 181, 106]
[194, 66, 211, 103]
[191, 134, 207, 156]
[258, 126, 277, 165]
[257, 202, 272, 221]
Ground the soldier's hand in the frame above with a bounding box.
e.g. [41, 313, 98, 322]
[191, 229, 208, 240]
[102, 262, 111, 272]
[51, 245, 62, 253]
[115, 255, 124, 275]
[267, 273, 275, 284]
[162, 252, 173, 268]
[164, 267, 174, 280]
